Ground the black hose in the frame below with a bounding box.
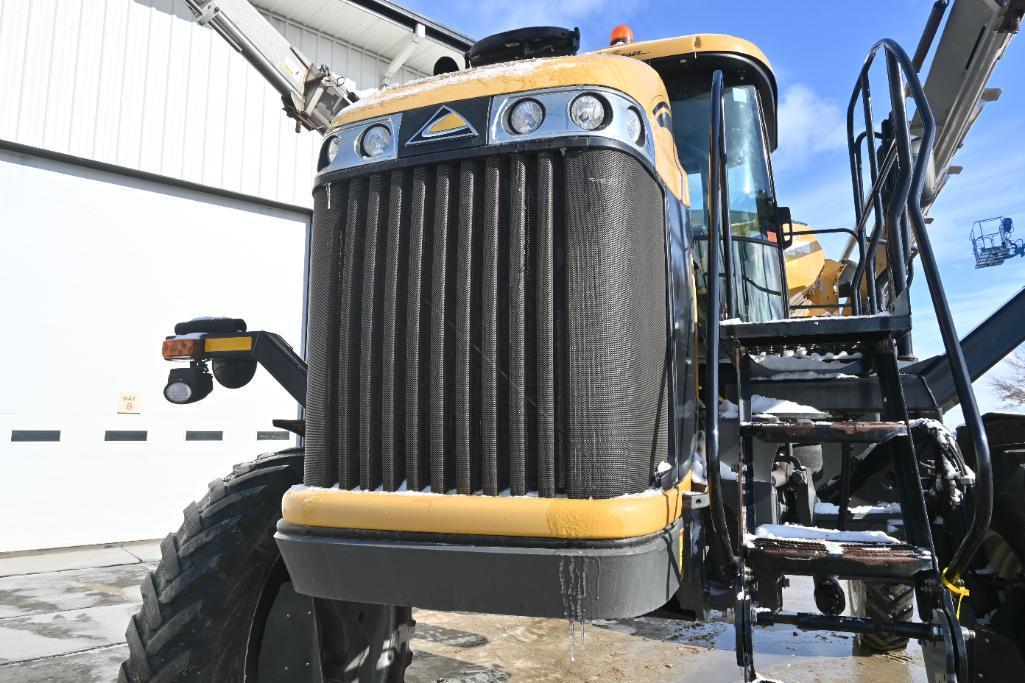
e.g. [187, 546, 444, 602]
[703, 70, 736, 570]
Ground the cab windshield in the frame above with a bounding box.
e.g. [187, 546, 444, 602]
[667, 77, 785, 322]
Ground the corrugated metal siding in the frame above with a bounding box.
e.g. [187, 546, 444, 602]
[255, 0, 471, 75]
[0, 0, 425, 207]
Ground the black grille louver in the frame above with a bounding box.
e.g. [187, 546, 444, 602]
[306, 148, 668, 499]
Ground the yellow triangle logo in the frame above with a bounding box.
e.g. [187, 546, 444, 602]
[428, 112, 468, 135]
[408, 106, 477, 145]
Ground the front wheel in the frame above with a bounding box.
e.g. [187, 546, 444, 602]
[119, 449, 414, 682]
[847, 580, 914, 652]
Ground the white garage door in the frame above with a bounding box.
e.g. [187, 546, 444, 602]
[0, 149, 309, 552]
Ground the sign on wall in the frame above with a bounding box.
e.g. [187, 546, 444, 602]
[118, 392, 142, 414]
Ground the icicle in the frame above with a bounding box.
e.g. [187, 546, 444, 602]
[576, 558, 586, 651]
[567, 615, 576, 662]
[560, 557, 578, 662]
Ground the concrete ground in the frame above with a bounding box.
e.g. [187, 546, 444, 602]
[0, 543, 926, 682]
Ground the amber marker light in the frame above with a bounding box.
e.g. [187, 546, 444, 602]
[162, 337, 203, 360]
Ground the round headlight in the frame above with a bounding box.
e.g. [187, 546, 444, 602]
[164, 381, 192, 404]
[569, 94, 607, 131]
[508, 99, 544, 134]
[625, 108, 644, 145]
[360, 125, 392, 158]
[326, 136, 341, 162]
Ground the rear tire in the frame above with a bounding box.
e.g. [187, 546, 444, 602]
[848, 580, 914, 652]
[119, 448, 414, 682]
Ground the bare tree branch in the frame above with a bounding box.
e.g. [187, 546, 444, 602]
[987, 351, 1025, 408]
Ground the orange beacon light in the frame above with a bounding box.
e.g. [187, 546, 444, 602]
[609, 24, 635, 46]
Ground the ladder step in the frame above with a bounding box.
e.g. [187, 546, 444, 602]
[745, 536, 931, 580]
[740, 420, 906, 443]
[748, 352, 872, 379]
[722, 314, 910, 345]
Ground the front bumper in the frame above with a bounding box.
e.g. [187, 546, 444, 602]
[275, 518, 683, 619]
[275, 482, 699, 618]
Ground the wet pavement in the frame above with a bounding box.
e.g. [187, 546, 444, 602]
[0, 543, 925, 682]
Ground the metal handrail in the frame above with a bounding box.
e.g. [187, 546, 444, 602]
[846, 39, 992, 583]
[848, 76, 886, 312]
[704, 70, 736, 569]
[847, 144, 899, 314]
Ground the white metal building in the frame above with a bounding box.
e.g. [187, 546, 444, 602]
[0, 0, 471, 552]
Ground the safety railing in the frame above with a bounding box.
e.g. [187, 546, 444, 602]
[703, 69, 736, 569]
[846, 39, 991, 583]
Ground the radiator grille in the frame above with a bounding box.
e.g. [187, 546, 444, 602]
[305, 148, 668, 499]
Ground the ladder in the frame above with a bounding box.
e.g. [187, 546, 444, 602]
[702, 40, 993, 682]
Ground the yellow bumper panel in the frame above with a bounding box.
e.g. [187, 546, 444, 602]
[282, 479, 692, 541]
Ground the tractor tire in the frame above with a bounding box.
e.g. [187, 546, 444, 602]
[848, 580, 914, 652]
[118, 448, 414, 682]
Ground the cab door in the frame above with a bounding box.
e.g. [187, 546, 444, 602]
[653, 60, 787, 323]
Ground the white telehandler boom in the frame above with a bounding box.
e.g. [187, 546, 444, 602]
[913, 0, 1025, 210]
[183, 0, 361, 133]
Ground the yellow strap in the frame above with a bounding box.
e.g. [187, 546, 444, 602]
[941, 567, 970, 619]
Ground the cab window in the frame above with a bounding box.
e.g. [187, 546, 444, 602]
[664, 74, 785, 323]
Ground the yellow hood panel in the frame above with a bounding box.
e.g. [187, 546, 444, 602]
[334, 54, 687, 202]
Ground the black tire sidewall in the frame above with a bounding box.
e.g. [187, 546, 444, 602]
[122, 448, 416, 683]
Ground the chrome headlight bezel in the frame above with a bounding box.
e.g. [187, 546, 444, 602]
[489, 87, 654, 160]
[624, 106, 645, 146]
[506, 98, 546, 135]
[319, 114, 402, 173]
[359, 124, 393, 158]
[326, 136, 341, 163]
[568, 93, 610, 131]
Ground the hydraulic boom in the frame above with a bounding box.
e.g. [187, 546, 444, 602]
[183, 0, 359, 132]
[914, 0, 1025, 210]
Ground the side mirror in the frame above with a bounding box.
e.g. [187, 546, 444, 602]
[776, 205, 794, 249]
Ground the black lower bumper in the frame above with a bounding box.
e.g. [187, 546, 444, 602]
[275, 519, 683, 619]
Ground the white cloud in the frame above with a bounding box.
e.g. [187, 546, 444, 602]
[774, 84, 847, 171]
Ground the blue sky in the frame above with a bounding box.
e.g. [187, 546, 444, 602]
[403, 0, 1025, 421]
